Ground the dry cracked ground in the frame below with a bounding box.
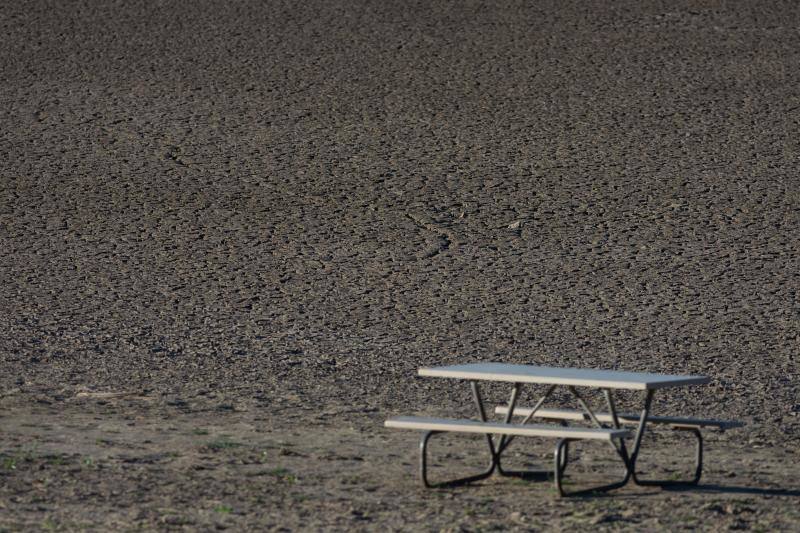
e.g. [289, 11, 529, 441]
[1, 0, 799, 530]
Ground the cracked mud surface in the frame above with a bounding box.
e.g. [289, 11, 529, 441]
[1, 0, 799, 530]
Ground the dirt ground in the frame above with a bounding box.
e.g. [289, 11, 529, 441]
[1, 397, 799, 531]
[2, 0, 800, 530]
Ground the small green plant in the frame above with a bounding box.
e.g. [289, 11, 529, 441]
[2, 455, 17, 470]
[46, 455, 67, 466]
[159, 514, 193, 526]
[206, 436, 242, 451]
[266, 467, 296, 483]
[214, 505, 233, 514]
[1, 444, 41, 470]
[82, 456, 94, 467]
[21, 444, 39, 460]
[192, 428, 210, 436]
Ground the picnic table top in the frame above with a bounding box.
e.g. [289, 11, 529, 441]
[418, 362, 710, 390]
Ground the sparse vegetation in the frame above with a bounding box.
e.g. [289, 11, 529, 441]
[206, 436, 243, 451]
[1, 446, 41, 471]
[266, 468, 297, 483]
[1, 455, 17, 471]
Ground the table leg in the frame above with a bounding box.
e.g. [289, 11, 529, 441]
[569, 387, 654, 477]
[470, 380, 499, 465]
[497, 385, 555, 455]
[604, 388, 631, 467]
[627, 389, 655, 478]
[554, 388, 655, 496]
[469, 381, 551, 481]
[496, 382, 521, 451]
[630, 427, 703, 486]
[569, 386, 629, 463]
[598, 388, 655, 481]
[624, 388, 702, 487]
[569, 386, 609, 430]
[495, 384, 555, 480]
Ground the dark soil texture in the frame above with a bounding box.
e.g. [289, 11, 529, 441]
[2, 0, 799, 530]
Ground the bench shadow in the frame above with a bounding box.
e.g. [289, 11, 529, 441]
[426, 478, 800, 499]
[498, 470, 551, 481]
[662, 484, 800, 497]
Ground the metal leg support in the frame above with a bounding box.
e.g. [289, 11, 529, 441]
[624, 389, 654, 481]
[497, 385, 555, 455]
[471, 381, 498, 458]
[554, 389, 658, 496]
[416, 381, 502, 488]
[553, 438, 630, 497]
[496, 383, 551, 480]
[631, 427, 703, 486]
[419, 431, 496, 488]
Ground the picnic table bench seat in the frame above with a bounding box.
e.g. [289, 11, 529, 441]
[495, 406, 743, 430]
[385, 416, 631, 491]
[385, 416, 631, 440]
[495, 406, 743, 488]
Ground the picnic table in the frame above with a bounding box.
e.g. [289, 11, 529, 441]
[386, 362, 742, 496]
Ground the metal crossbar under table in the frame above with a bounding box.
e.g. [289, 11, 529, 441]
[418, 381, 648, 493]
